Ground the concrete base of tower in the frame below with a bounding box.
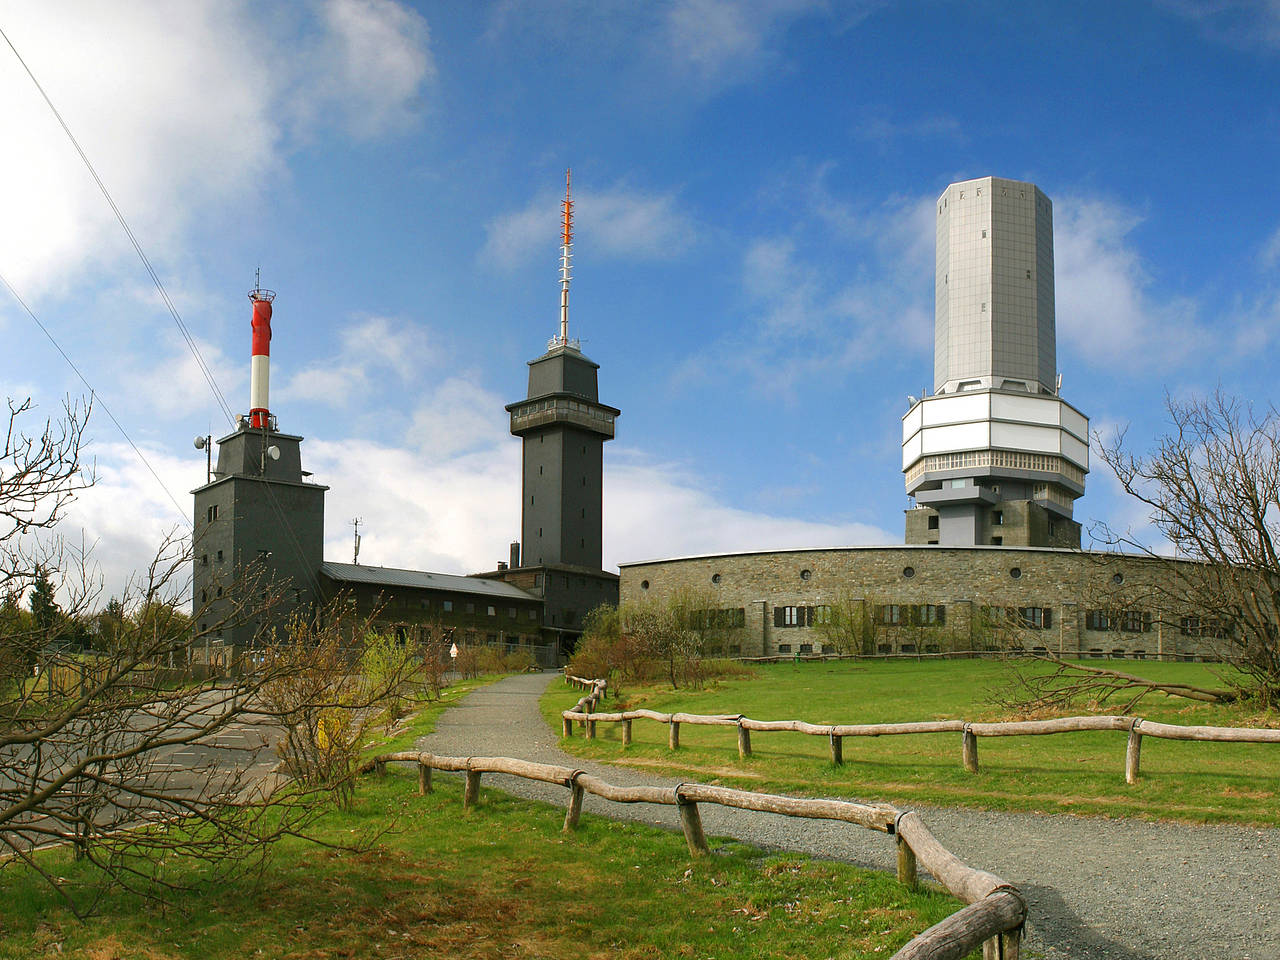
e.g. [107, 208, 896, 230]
[905, 498, 1081, 548]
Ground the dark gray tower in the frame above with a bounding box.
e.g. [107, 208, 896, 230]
[191, 289, 327, 647]
[485, 172, 620, 653]
[507, 343, 619, 567]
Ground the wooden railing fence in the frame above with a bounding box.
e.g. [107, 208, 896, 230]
[560, 674, 1280, 784]
[359, 746, 1026, 960]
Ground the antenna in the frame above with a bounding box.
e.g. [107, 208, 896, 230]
[550, 168, 579, 352]
[352, 517, 362, 565]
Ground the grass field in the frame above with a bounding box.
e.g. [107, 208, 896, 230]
[0, 673, 969, 959]
[542, 659, 1280, 826]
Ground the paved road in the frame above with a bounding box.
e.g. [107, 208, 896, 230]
[421, 672, 1280, 960]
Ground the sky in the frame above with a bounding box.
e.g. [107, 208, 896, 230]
[2, 0, 1279, 605]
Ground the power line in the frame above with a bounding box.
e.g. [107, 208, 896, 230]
[0, 25, 236, 428]
[0, 270, 191, 527]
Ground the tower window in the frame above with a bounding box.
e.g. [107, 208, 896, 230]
[201, 554, 208, 566]
[217, 550, 223, 562]
[207, 504, 219, 522]
[992, 511, 1003, 525]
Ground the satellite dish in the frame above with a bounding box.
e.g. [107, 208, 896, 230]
[193, 436, 207, 450]
[267, 445, 281, 461]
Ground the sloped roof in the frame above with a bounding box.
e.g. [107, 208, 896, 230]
[319, 562, 538, 602]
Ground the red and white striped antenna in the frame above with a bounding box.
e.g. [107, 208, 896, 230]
[551, 168, 578, 351]
[247, 270, 276, 430]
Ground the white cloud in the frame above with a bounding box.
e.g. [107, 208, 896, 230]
[277, 314, 434, 407]
[1157, 0, 1280, 51]
[1261, 223, 1280, 268]
[606, 450, 893, 563]
[0, 0, 433, 296]
[293, 0, 435, 139]
[482, 182, 699, 268]
[683, 184, 935, 394]
[407, 378, 510, 461]
[57, 441, 200, 605]
[1054, 195, 1206, 366]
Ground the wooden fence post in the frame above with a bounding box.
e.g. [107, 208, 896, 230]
[962, 726, 979, 773]
[896, 834, 917, 888]
[983, 929, 1021, 960]
[418, 760, 433, 795]
[1125, 722, 1143, 785]
[464, 770, 482, 808]
[669, 721, 681, 750]
[375, 759, 387, 779]
[562, 716, 573, 738]
[829, 732, 843, 766]
[677, 799, 710, 855]
[563, 780, 585, 831]
[737, 721, 751, 759]
[623, 718, 633, 746]
[586, 716, 597, 739]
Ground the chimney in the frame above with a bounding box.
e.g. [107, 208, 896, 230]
[509, 541, 521, 569]
[497, 561, 508, 572]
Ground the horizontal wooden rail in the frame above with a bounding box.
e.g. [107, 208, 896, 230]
[361, 749, 1024, 959]
[561, 677, 1280, 785]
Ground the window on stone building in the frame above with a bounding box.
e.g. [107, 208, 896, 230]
[814, 605, 832, 625]
[527, 609, 537, 621]
[927, 514, 939, 530]
[799, 643, 813, 654]
[487, 606, 496, 616]
[991, 536, 1003, 545]
[207, 504, 218, 522]
[1121, 610, 1151, 633]
[201, 554, 208, 566]
[777, 643, 792, 653]
[508, 607, 516, 619]
[443, 600, 453, 613]
[782, 606, 799, 627]
[992, 511, 1003, 525]
[1086, 609, 1112, 631]
[1017, 607, 1052, 630]
[913, 604, 945, 625]
[877, 604, 902, 625]
[877, 643, 892, 654]
[217, 550, 223, 562]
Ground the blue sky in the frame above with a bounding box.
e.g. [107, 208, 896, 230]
[3, 0, 1279, 601]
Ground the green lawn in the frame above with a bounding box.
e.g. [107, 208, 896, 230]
[542, 659, 1280, 826]
[0, 672, 970, 959]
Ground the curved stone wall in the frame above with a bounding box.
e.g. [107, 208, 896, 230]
[618, 545, 1218, 660]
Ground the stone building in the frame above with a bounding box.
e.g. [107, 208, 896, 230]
[620, 545, 1220, 660]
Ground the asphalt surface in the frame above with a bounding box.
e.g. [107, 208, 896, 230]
[421, 671, 1280, 960]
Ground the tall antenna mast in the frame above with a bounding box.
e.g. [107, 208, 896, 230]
[352, 517, 362, 565]
[556, 168, 574, 348]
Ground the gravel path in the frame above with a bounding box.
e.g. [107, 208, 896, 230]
[420, 672, 1280, 960]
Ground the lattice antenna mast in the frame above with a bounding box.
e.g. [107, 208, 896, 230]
[556, 168, 576, 348]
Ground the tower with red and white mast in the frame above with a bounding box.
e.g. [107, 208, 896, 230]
[192, 278, 328, 649]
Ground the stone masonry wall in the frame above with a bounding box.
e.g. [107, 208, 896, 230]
[619, 546, 1217, 660]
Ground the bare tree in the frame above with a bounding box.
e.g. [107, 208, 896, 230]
[0, 399, 419, 911]
[1094, 391, 1280, 707]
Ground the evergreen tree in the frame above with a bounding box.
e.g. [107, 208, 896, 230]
[28, 569, 62, 638]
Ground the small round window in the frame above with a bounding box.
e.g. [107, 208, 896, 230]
[1112, 573, 1124, 585]
[800, 569, 812, 581]
[640, 580, 650, 591]
[1009, 567, 1022, 580]
[903, 566, 915, 579]
[711, 573, 722, 584]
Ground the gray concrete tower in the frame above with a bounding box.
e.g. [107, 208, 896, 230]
[903, 176, 1089, 548]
